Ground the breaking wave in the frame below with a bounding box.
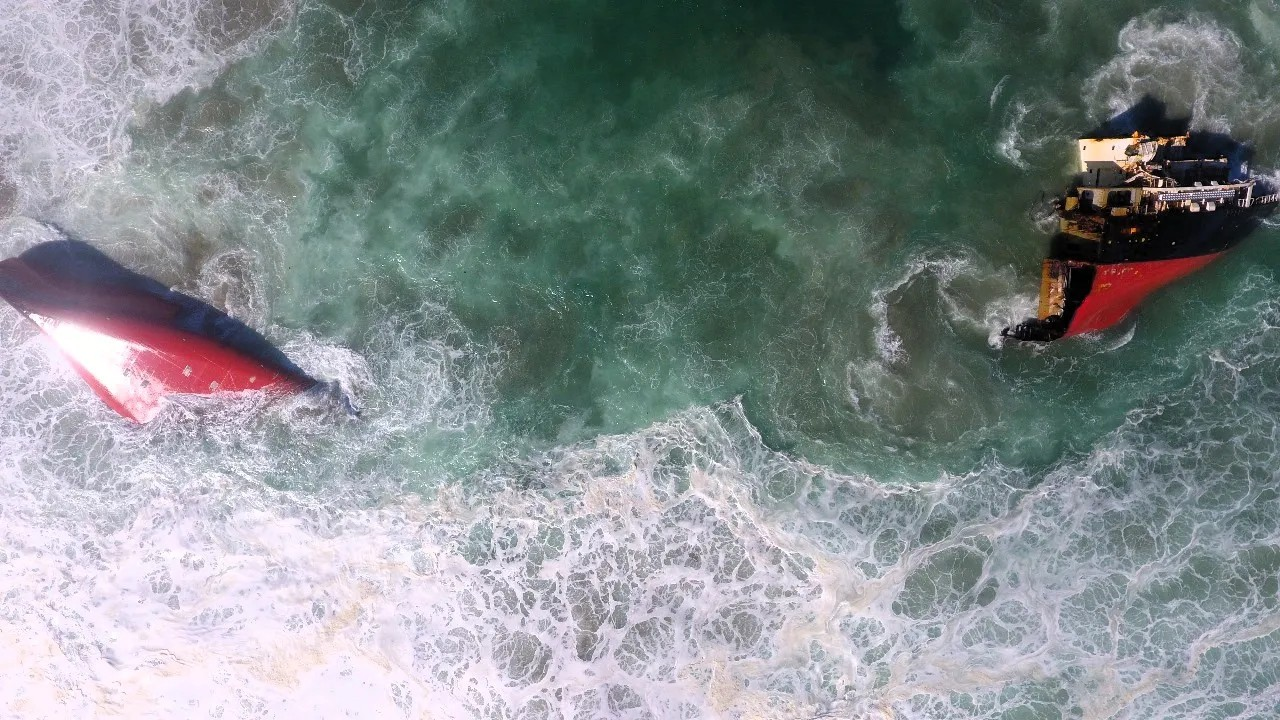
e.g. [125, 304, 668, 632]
[1083, 12, 1247, 131]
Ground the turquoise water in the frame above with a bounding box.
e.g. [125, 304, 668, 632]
[2, 0, 1280, 717]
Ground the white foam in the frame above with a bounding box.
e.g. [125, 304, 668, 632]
[1084, 12, 1246, 132]
[984, 290, 1038, 349]
[867, 254, 972, 364]
[989, 75, 1011, 110]
[0, 398, 844, 718]
[5, 294, 1280, 719]
[0, 0, 293, 215]
[996, 101, 1032, 169]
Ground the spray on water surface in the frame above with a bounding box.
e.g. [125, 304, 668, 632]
[2, 0, 1280, 717]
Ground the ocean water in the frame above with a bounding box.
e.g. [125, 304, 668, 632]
[2, 0, 1280, 717]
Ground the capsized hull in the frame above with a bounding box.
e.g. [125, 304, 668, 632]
[1063, 253, 1222, 336]
[0, 240, 316, 423]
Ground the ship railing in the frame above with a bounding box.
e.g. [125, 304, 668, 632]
[1146, 183, 1248, 203]
[1244, 193, 1280, 207]
[1153, 189, 1239, 203]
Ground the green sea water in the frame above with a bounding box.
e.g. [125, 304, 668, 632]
[3, 0, 1280, 717]
[121, 0, 1280, 477]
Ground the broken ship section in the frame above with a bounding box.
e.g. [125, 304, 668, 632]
[1003, 132, 1279, 342]
[0, 239, 318, 423]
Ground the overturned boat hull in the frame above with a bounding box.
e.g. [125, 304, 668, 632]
[0, 239, 316, 423]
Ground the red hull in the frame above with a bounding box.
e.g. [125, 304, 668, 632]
[0, 243, 316, 423]
[1065, 253, 1224, 336]
[26, 311, 313, 423]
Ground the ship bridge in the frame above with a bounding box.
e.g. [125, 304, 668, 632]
[1068, 133, 1267, 216]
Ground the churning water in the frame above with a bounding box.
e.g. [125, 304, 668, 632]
[2, 0, 1280, 718]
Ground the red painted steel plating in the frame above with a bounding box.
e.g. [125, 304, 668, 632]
[0, 255, 314, 423]
[1065, 253, 1224, 336]
[29, 312, 313, 422]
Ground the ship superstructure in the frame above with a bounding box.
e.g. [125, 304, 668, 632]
[1003, 119, 1279, 342]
